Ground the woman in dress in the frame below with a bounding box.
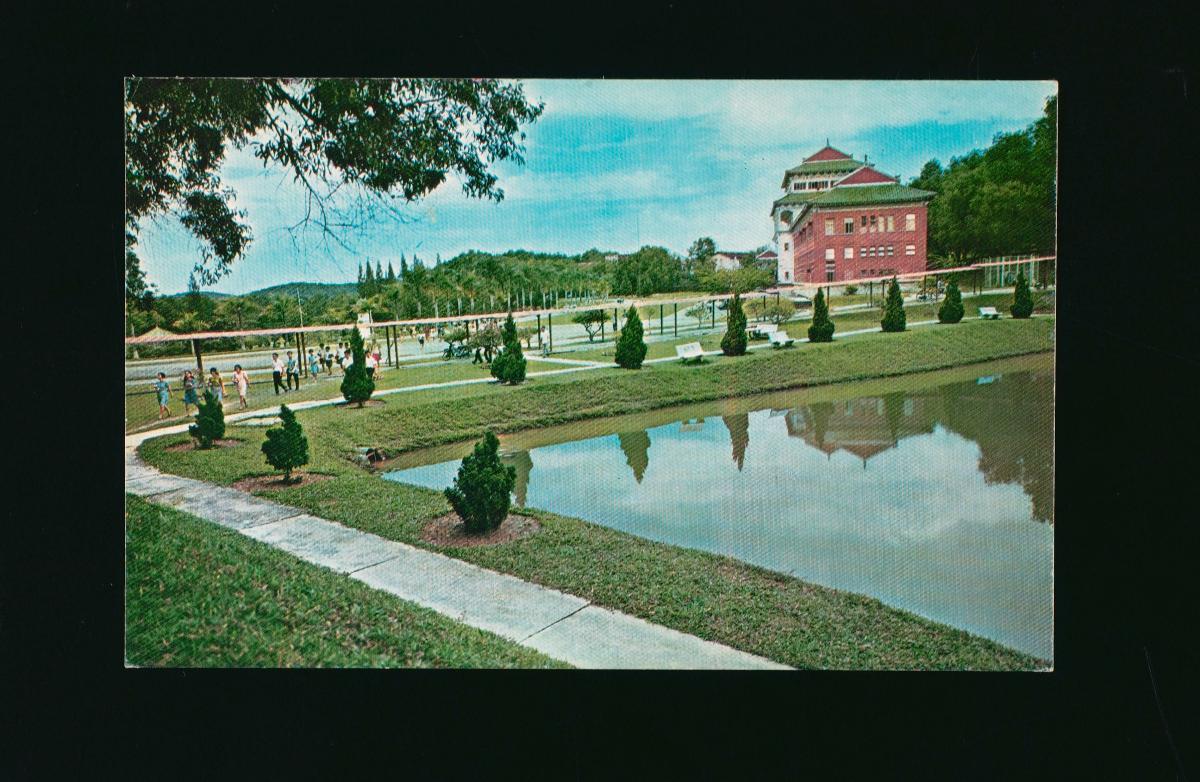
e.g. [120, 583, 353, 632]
[181, 370, 200, 415]
[152, 372, 171, 419]
[207, 367, 226, 405]
[232, 364, 249, 409]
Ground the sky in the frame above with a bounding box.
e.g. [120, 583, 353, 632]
[136, 79, 1057, 295]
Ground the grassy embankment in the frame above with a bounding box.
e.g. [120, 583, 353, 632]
[140, 317, 1054, 670]
[125, 494, 567, 668]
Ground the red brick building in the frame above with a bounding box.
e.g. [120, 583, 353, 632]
[771, 145, 935, 284]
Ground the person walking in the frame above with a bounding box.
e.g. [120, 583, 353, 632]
[233, 364, 249, 409]
[207, 367, 227, 405]
[285, 351, 300, 391]
[335, 343, 345, 374]
[271, 352, 287, 394]
[417, 332, 425, 353]
[152, 372, 171, 419]
[324, 345, 334, 375]
[365, 349, 378, 380]
[308, 348, 321, 379]
[181, 370, 200, 415]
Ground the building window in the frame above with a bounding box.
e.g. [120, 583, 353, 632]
[905, 245, 916, 256]
[792, 182, 802, 191]
[905, 213, 916, 231]
[779, 210, 792, 225]
[861, 215, 868, 228]
[869, 215, 877, 233]
[783, 242, 790, 251]
[886, 215, 895, 231]
[844, 247, 853, 259]
[824, 218, 835, 235]
[887, 245, 894, 256]
[825, 248, 835, 261]
[868, 246, 876, 258]
[843, 217, 854, 234]
[826, 270, 836, 282]
[784, 271, 791, 281]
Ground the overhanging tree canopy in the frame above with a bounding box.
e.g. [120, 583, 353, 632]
[125, 77, 544, 284]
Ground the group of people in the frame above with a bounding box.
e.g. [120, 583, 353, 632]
[152, 365, 250, 420]
[150, 341, 388, 420]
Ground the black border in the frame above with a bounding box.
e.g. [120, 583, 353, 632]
[8, 2, 1199, 778]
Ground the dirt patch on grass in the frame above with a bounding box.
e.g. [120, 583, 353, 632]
[231, 473, 336, 493]
[421, 511, 540, 548]
[164, 438, 242, 452]
[335, 398, 387, 409]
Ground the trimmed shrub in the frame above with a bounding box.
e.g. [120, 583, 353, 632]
[261, 405, 309, 482]
[938, 279, 965, 324]
[340, 328, 375, 406]
[188, 390, 225, 448]
[1010, 268, 1034, 319]
[881, 277, 907, 332]
[444, 431, 516, 533]
[844, 284, 858, 296]
[614, 305, 648, 369]
[720, 294, 748, 356]
[807, 287, 836, 343]
[490, 312, 527, 384]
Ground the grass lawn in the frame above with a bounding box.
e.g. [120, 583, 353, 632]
[125, 494, 567, 668]
[140, 317, 1053, 670]
[126, 357, 564, 433]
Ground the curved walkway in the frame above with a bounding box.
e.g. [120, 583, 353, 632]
[124, 448, 789, 669]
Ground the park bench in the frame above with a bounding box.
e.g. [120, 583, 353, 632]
[978, 306, 1001, 320]
[748, 323, 779, 339]
[676, 342, 705, 364]
[768, 331, 795, 348]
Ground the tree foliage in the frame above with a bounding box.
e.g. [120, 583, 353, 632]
[685, 302, 709, 330]
[340, 327, 375, 406]
[909, 95, 1056, 262]
[614, 305, 647, 369]
[720, 294, 748, 356]
[880, 278, 907, 332]
[261, 405, 310, 482]
[807, 287, 835, 342]
[698, 267, 772, 294]
[572, 309, 608, 342]
[611, 246, 682, 296]
[444, 431, 516, 534]
[938, 279, 965, 324]
[125, 78, 544, 284]
[188, 390, 225, 448]
[490, 312, 527, 384]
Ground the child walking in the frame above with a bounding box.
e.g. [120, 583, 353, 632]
[207, 367, 227, 405]
[232, 364, 249, 409]
[152, 372, 171, 419]
[181, 370, 200, 416]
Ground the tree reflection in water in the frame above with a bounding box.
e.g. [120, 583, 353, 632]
[617, 430, 651, 484]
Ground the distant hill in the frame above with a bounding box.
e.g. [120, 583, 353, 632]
[242, 282, 358, 299]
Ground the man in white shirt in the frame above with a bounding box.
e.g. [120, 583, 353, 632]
[271, 353, 287, 395]
[365, 350, 378, 379]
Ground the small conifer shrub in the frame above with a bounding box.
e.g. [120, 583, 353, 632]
[261, 405, 309, 483]
[720, 294, 748, 356]
[444, 431, 516, 533]
[490, 312, 527, 384]
[1010, 268, 1034, 319]
[340, 328, 375, 406]
[189, 390, 225, 448]
[938, 279, 965, 324]
[807, 287, 835, 343]
[614, 305, 648, 368]
[881, 277, 907, 332]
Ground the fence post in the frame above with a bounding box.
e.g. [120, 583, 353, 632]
[547, 313, 553, 352]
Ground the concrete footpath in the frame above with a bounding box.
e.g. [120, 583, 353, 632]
[124, 447, 789, 670]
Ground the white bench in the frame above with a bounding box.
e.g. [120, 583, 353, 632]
[676, 342, 705, 363]
[768, 331, 795, 348]
[748, 323, 779, 339]
[978, 306, 1001, 320]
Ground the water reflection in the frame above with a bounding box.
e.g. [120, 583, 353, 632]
[384, 357, 1054, 657]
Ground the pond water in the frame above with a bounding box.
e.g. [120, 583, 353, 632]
[383, 354, 1054, 660]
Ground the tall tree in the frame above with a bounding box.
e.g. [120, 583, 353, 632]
[721, 294, 748, 356]
[614, 305, 647, 369]
[807, 287, 835, 342]
[125, 78, 544, 283]
[881, 277, 907, 332]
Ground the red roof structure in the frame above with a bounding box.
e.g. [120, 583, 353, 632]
[803, 145, 854, 162]
[835, 166, 898, 186]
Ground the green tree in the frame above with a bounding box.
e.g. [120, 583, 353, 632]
[468, 323, 502, 362]
[686, 237, 716, 279]
[444, 431, 516, 534]
[720, 294, 748, 356]
[125, 78, 544, 283]
[188, 390, 225, 448]
[881, 277, 907, 332]
[340, 328, 375, 406]
[807, 287, 835, 342]
[699, 267, 772, 295]
[1010, 268, 1034, 318]
[261, 405, 309, 483]
[614, 305, 647, 369]
[490, 312, 527, 384]
[938, 279, 965, 323]
[611, 246, 682, 296]
[762, 299, 796, 327]
[572, 309, 608, 342]
[685, 302, 709, 330]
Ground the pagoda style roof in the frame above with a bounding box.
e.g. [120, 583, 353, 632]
[771, 191, 822, 212]
[804, 145, 854, 162]
[808, 182, 936, 208]
[781, 157, 864, 185]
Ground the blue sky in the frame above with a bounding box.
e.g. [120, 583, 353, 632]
[136, 80, 1056, 295]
